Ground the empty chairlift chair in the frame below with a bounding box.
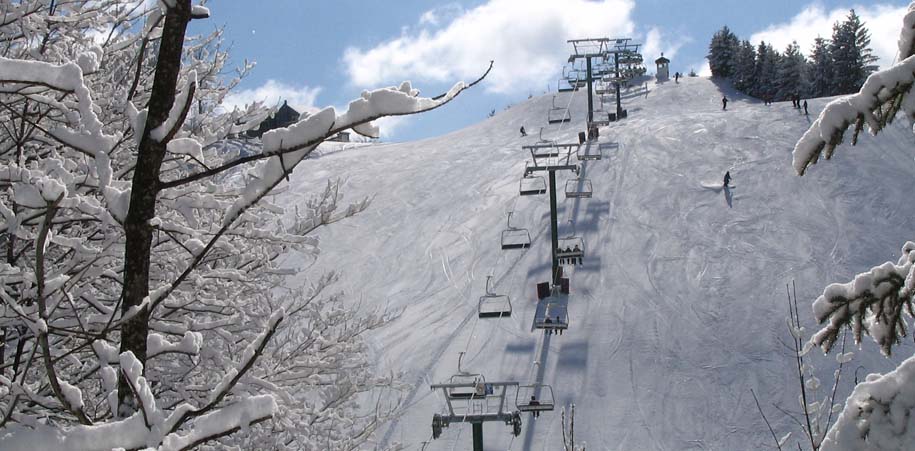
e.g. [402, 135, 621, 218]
[479, 275, 512, 318]
[547, 95, 571, 124]
[564, 176, 593, 198]
[516, 384, 555, 413]
[501, 212, 531, 250]
[519, 163, 546, 196]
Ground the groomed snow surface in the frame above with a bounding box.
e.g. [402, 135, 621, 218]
[278, 77, 915, 450]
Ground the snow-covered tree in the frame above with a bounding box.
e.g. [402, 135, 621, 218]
[776, 41, 808, 101]
[732, 40, 757, 93]
[750, 41, 780, 100]
[708, 26, 739, 78]
[808, 37, 834, 98]
[830, 9, 877, 95]
[793, 2, 915, 449]
[0, 1, 488, 449]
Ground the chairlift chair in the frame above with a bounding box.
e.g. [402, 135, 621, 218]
[564, 177, 593, 198]
[445, 353, 488, 399]
[533, 301, 568, 331]
[501, 212, 531, 250]
[479, 275, 512, 318]
[547, 95, 571, 124]
[516, 384, 555, 412]
[556, 221, 584, 262]
[519, 165, 546, 196]
[577, 143, 602, 161]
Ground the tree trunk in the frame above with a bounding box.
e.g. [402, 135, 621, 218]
[118, 0, 192, 415]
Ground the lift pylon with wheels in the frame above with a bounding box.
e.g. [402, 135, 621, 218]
[430, 353, 522, 450]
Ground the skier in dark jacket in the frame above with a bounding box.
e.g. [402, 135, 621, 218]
[723, 171, 731, 187]
[722, 96, 728, 110]
[520, 125, 527, 137]
[803, 100, 808, 116]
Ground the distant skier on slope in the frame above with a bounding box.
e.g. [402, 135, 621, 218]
[803, 100, 808, 116]
[723, 171, 731, 187]
[520, 125, 527, 137]
[722, 96, 728, 111]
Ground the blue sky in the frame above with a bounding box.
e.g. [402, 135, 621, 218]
[195, 1, 909, 141]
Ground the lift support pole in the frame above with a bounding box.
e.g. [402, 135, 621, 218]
[585, 57, 594, 125]
[548, 170, 560, 286]
[472, 423, 484, 451]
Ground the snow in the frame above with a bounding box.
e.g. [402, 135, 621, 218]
[821, 355, 915, 450]
[277, 76, 915, 450]
[150, 71, 197, 142]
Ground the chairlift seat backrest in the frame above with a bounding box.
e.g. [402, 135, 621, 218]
[519, 174, 546, 196]
[516, 385, 555, 412]
[565, 178, 593, 198]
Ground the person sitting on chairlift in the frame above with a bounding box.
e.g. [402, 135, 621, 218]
[557, 315, 564, 335]
[529, 396, 541, 418]
[573, 244, 582, 265]
[544, 316, 552, 334]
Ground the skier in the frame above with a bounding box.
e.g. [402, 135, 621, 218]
[721, 96, 728, 111]
[723, 170, 731, 187]
[529, 396, 541, 418]
[520, 125, 527, 137]
[557, 315, 564, 335]
[803, 100, 808, 116]
[674, 72, 680, 83]
[544, 317, 553, 335]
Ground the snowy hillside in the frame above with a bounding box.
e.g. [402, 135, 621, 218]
[278, 76, 915, 450]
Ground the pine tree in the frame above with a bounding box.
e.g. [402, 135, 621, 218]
[751, 41, 779, 100]
[776, 41, 807, 101]
[708, 26, 739, 78]
[831, 9, 875, 95]
[733, 40, 757, 93]
[807, 36, 833, 98]
[854, 12, 880, 85]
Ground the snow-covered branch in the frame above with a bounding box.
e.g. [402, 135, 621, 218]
[793, 3, 915, 175]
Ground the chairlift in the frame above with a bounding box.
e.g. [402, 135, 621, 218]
[519, 165, 546, 196]
[547, 95, 571, 124]
[501, 212, 531, 250]
[479, 275, 512, 318]
[577, 143, 602, 161]
[445, 352, 488, 399]
[556, 220, 584, 262]
[533, 301, 568, 331]
[516, 384, 555, 413]
[565, 177, 593, 199]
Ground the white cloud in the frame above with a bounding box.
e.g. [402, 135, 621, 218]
[641, 27, 689, 70]
[222, 80, 322, 115]
[749, 3, 907, 69]
[342, 0, 638, 94]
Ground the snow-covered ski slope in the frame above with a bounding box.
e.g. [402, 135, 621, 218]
[280, 76, 915, 450]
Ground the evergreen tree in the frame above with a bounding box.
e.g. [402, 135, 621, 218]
[708, 26, 740, 78]
[808, 36, 833, 98]
[776, 41, 807, 101]
[751, 41, 779, 100]
[831, 9, 875, 95]
[854, 12, 880, 85]
[733, 40, 757, 93]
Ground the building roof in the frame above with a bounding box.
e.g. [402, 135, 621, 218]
[655, 55, 670, 64]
